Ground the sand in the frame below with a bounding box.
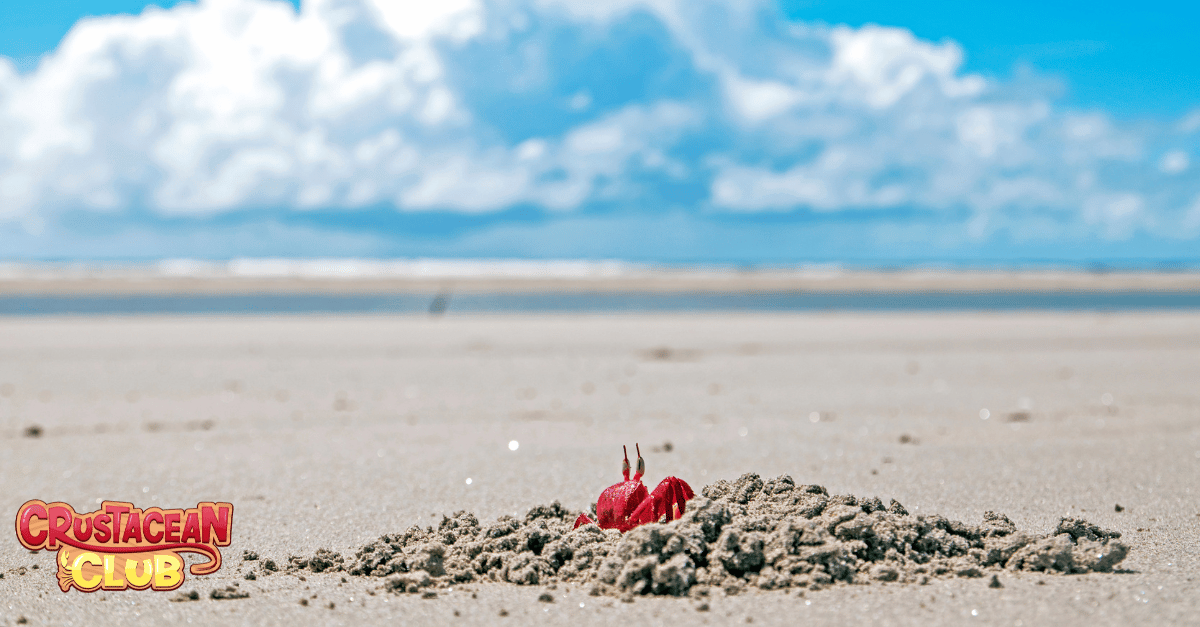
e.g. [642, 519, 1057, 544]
[1, 312, 1199, 625]
[285, 474, 1128, 599]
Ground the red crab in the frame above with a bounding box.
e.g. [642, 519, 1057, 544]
[573, 444, 695, 532]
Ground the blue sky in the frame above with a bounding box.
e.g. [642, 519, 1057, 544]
[1, 0, 1198, 265]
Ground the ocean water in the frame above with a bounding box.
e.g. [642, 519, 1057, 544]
[3, 291, 1200, 316]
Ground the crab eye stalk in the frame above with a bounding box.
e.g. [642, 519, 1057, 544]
[635, 443, 645, 479]
[622, 444, 631, 480]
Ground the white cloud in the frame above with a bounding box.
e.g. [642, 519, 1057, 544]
[827, 25, 983, 108]
[365, 0, 483, 42]
[1180, 109, 1200, 134]
[1160, 150, 1190, 174]
[1084, 193, 1146, 239]
[1183, 195, 1200, 234]
[0, 0, 1197, 245]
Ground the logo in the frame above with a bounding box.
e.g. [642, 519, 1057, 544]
[15, 500, 233, 593]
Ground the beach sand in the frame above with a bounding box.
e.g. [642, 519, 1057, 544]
[2, 312, 1199, 625]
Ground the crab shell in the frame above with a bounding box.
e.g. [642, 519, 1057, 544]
[596, 478, 651, 532]
[575, 444, 695, 533]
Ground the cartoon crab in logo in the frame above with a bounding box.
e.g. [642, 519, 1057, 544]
[573, 444, 695, 532]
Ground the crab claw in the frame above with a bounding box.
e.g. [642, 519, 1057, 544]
[629, 476, 695, 527]
[573, 513, 595, 529]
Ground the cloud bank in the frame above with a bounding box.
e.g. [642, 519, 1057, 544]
[0, 0, 1198, 260]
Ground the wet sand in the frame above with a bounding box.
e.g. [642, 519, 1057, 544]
[2, 312, 1199, 625]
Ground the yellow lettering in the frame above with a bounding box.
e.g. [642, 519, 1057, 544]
[153, 553, 182, 590]
[70, 552, 102, 591]
[103, 554, 126, 589]
[125, 557, 153, 588]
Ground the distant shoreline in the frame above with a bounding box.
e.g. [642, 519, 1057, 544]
[2, 260, 1200, 295]
[5, 291, 1200, 316]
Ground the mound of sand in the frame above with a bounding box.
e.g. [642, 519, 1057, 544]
[283, 473, 1128, 597]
